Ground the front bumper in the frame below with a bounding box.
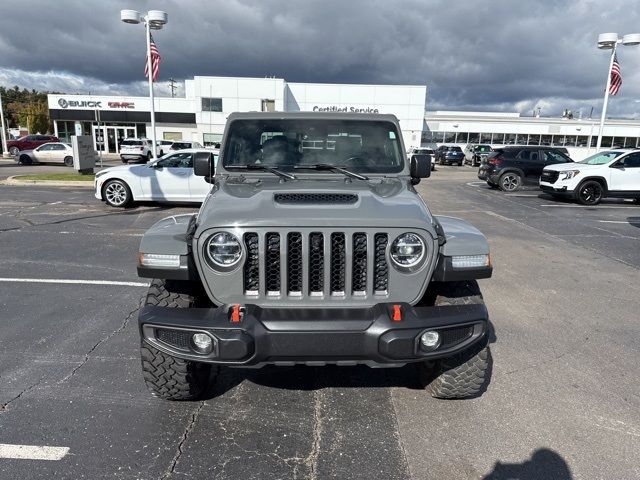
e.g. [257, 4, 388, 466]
[139, 303, 488, 367]
[539, 182, 574, 196]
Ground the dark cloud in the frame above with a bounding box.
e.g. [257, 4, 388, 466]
[1, 0, 639, 117]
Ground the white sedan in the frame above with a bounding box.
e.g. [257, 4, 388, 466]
[95, 149, 218, 207]
[18, 142, 74, 166]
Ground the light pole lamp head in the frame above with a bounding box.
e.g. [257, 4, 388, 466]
[622, 33, 640, 46]
[598, 32, 619, 49]
[121, 9, 142, 24]
[147, 10, 168, 29]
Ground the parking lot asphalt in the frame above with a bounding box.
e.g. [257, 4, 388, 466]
[0, 166, 639, 479]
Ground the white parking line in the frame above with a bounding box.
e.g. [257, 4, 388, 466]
[540, 204, 634, 209]
[0, 444, 69, 461]
[598, 220, 630, 224]
[0, 278, 148, 287]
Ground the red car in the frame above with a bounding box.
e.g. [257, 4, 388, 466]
[7, 134, 59, 156]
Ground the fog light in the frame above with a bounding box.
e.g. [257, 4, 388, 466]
[191, 333, 213, 354]
[420, 331, 441, 351]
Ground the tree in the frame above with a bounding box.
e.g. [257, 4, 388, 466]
[0, 86, 56, 133]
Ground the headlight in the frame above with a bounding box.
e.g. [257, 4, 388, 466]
[206, 232, 242, 268]
[390, 233, 425, 268]
[560, 170, 580, 180]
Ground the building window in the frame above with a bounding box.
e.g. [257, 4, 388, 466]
[201, 97, 223, 112]
[443, 131, 455, 143]
[480, 133, 491, 144]
[455, 132, 468, 143]
[203, 133, 223, 148]
[491, 133, 505, 144]
[467, 133, 479, 144]
[261, 99, 275, 112]
[163, 132, 183, 141]
[527, 134, 541, 145]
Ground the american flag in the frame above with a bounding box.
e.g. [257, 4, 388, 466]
[609, 54, 622, 96]
[144, 35, 161, 82]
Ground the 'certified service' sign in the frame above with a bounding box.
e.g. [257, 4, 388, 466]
[312, 106, 379, 113]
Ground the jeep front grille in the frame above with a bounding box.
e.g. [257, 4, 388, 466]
[242, 230, 390, 300]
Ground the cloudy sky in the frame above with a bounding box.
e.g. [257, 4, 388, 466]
[1, 0, 639, 118]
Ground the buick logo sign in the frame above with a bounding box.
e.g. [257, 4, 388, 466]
[56, 98, 102, 109]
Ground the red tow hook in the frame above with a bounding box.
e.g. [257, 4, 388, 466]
[392, 304, 402, 322]
[230, 304, 243, 323]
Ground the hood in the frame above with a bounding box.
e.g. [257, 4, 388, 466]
[98, 164, 146, 175]
[195, 176, 434, 234]
[544, 162, 603, 172]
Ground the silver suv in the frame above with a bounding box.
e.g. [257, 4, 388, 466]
[135, 112, 494, 401]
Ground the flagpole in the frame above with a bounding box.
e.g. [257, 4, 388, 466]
[595, 42, 617, 151]
[146, 19, 158, 161]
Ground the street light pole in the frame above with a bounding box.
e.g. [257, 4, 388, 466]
[595, 32, 640, 151]
[121, 9, 168, 161]
[595, 42, 617, 151]
[0, 92, 9, 157]
[145, 19, 158, 160]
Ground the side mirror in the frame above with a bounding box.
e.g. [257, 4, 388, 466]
[193, 151, 215, 181]
[410, 154, 431, 184]
[610, 162, 624, 169]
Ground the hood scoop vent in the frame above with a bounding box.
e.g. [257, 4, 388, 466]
[274, 193, 358, 205]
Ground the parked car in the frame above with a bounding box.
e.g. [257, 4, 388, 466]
[134, 112, 493, 401]
[119, 138, 160, 163]
[156, 140, 174, 156]
[16, 142, 74, 166]
[478, 146, 573, 192]
[96, 149, 218, 207]
[407, 147, 435, 170]
[464, 144, 493, 167]
[539, 149, 640, 205]
[7, 134, 59, 156]
[435, 145, 465, 165]
[169, 140, 204, 151]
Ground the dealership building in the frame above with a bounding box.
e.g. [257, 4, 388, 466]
[47, 75, 640, 161]
[47, 76, 428, 154]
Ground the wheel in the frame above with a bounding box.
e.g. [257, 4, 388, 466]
[431, 164, 435, 171]
[146, 152, 151, 162]
[419, 281, 492, 399]
[576, 180, 604, 205]
[140, 279, 215, 400]
[159, 150, 163, 157]
[122, 158, 128, 164]
[102, 179, 132, 207]
[487, 181, 499, 189]
[633, 198, 640, 204]
[18, 154, 32, 165]
[457, 162, 462, 166]
[9, 146, 19, 156]
[63, 156, 74, 167]
[499, 172, 521, 192]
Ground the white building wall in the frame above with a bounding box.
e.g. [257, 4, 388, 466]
[286, 82, 426, 149]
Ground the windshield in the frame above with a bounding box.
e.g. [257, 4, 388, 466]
[172, 142, 191, 149]
[223, 119, 404, 173]
[579, 151, 624, 165]
[476, 146, 492, 152]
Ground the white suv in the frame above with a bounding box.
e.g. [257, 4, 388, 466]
[540, 149, 640, 205]
[120, 138, 162, 164]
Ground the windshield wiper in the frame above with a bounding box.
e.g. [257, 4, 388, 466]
[226, 164, 296, 181]
[293, 164, 369, 181]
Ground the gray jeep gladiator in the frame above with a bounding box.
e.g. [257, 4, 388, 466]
[136, 112, 493, 400]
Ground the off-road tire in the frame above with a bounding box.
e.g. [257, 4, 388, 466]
[419, 281, 492, 399]
[140, 279, 215, 400]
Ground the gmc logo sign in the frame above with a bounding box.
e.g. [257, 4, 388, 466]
[108, 102, 135, 109]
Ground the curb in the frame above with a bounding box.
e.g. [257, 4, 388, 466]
[1, 175, 94, 188]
